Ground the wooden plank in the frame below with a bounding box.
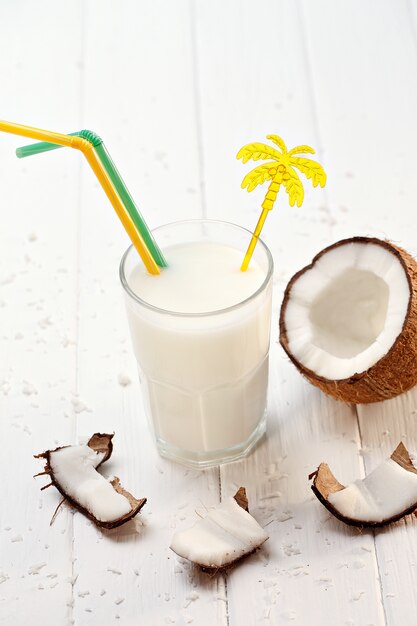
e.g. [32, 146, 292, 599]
[194, 0, 386, 624]
[80, 0, 205, 228]
[223, 346, 385, 625]
[302, 1, 417, 624]
[0, 2, 83, 625]
[355, 394, 417, 626]
[301, 0, 417, 249]
[192, 0, 335, 282]
[71, 2, 225, 624]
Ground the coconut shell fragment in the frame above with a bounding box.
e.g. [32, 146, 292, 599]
[233, 486, 249, 511]
[170, 488, 268, 571]
[310, 442, 417, 527]
[35, 433, 146, 529]
[87, 432, 114, 463]
[280, 237, 417, 403]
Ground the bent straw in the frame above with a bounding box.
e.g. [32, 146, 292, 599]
[0, 120, 160, 275]
[17, 130, 167, 268]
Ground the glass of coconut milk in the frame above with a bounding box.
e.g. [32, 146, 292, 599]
[120, 220, 273, 468]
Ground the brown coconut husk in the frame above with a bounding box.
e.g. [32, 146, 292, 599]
[233, 486, 249, 512]
[279, 237, 417, 403]
[35, 433, 146, 529]
[309, 442, 417, 528]
[87, 432, 114, 464]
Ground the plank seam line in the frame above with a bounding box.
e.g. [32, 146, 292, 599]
[295, 0, 334, 236]
[224, 573, 230, 626]
[70, 2, 87, 624]
[355, 405, 388, 626]
[189, 0, 208, 220]
[218, 469, 230, 626]
[406, 0, 417, 56]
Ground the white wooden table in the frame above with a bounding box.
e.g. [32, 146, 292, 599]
[2, 1, 417, 624]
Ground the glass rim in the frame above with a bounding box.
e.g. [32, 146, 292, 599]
[119, 219, 274, 318]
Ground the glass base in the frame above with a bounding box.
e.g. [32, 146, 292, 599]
[155, 411, 267, 469]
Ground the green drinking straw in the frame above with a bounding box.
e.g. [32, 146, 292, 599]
[17, 130, 167, 268]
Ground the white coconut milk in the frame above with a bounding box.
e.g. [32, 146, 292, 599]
[124, 241, 272, 459]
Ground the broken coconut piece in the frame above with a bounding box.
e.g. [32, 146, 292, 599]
[280, 237, 417, 403]
[35, 433, 146, 529]
[169, 488, 268, 570]
[310, 442, 417, 527]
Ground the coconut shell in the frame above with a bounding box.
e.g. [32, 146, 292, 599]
[35, 433, 146, 529]
[279, 237, 417, 403]
[310, 442, 417, 528]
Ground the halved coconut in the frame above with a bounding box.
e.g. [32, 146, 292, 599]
[310, 442, 417, 527]
[279, 237, 417, 403]
[35, 433, 146, 529]
[169, 488, 268, 570]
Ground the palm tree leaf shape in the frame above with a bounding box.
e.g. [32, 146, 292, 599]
[289, 157, 327, 188]
[241, 162, 277, 192]
[287, 144, 315, 157]
[282, 165, 304, 207]
[266, 134, 287, 153]
[236, 142, 282, 164]
[237, 133, 327, 270]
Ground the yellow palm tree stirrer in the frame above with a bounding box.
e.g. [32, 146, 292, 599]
[237, 134, 326, 271]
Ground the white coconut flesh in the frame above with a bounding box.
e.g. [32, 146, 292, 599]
[283, 241, 410, 379]
[170, 496, 268, 568]
[327, 457, 417, 523]
[49, 445, 132, 522]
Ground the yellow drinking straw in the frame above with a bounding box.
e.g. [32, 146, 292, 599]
[0, 120, 160, 275]
[237, 134, 327, 271]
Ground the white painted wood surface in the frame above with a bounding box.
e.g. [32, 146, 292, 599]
[1, 1, 417, 624]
